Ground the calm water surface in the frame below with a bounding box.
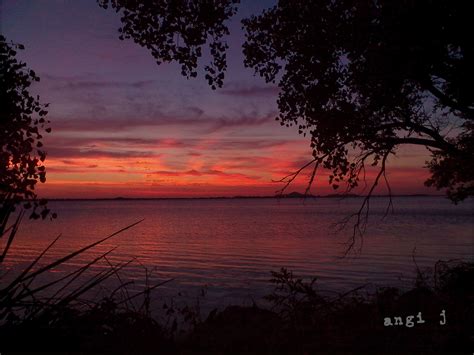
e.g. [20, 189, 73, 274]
[2, 197, 473, 310]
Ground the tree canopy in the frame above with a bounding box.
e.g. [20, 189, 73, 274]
[99, 0, 473, 208]
[0, 35, 53, 222]
[243, 0, 473, 203]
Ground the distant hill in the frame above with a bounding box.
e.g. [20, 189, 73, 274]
[277, 192, 363, 198]
[323, 193, 359, 198]
[278, 191, 315, 198]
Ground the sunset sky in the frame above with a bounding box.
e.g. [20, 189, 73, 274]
[2, 0, 436, 198]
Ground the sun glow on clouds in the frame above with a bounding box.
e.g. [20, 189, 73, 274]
[38, 129, 433, 198]
[39, 122, 319, 198]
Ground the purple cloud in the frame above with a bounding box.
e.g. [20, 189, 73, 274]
[50, 79, 156, 90]
[220, 83, 279, 97]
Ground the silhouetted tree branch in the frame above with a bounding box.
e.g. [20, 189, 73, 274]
[242, 0, 473, 206]
[0, 35, 54, 241]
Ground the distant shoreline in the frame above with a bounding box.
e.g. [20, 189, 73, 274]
[40, 193, 445, 201]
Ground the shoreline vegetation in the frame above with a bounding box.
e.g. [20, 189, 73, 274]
[0, 219, 472, 353]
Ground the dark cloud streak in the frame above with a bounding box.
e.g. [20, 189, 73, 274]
[49, 112, 276, 132]
[149, 169, 261, 180]
[49, 78, 156, 91]
[44, 135, 294, 159]
[219, 84, 279, 97]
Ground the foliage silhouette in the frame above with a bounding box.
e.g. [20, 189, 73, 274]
[0, 35, 54, 231]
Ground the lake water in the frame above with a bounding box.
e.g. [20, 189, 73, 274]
[1, 197, 473, 312]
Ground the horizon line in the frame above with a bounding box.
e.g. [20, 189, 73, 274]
[38, 193, 445, 201]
